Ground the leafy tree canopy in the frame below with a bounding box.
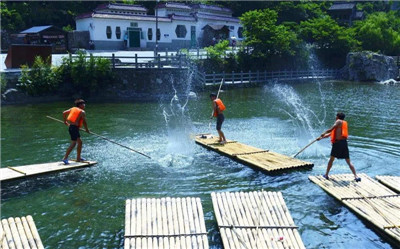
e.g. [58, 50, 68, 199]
[240, 9, 299, 57]
[353, 11, 400, 55]
[299, 15, 359, 53]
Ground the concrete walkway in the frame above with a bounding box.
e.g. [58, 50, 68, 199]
[0, 49, 210, 72]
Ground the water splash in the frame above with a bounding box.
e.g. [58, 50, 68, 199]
[159, 73, 196, 167]
[308, 46, 327, 122]
[378, 79, 399, 85]
[270, 84, 324, 137]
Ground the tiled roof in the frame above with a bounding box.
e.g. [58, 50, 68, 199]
[96, 3, 148, 12]
[20, 25, 53, 33]
[157, 2, 192, 10]
[192, 3, 232, 13]
[329, 3, 356, 10]
[76, 12, 93, 20]
[91, 13, 171, 22]
[196, 13, 239, 23]
[169, 14, 196, 21]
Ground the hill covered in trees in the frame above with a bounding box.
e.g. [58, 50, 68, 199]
[1, 1, 399, 69]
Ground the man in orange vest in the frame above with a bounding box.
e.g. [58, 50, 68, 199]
[62, 99, 90, 164]
[210, 93, 227, 145]
[317, 112, 361, 182]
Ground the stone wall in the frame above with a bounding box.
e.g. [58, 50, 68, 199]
[107, 68, 200, 101]
[1, 67, 201, 105]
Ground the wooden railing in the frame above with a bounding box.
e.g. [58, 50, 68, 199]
[71, 53, 191, 69]
[202, 69, 339, 85]
[70, 53, 339, 85]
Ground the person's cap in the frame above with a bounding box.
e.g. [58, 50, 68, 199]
[210, 93, 217, 97]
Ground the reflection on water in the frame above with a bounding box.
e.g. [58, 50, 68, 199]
[1, 81, 399, 249]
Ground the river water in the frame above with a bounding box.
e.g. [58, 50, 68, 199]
[1, 80, 399, 249]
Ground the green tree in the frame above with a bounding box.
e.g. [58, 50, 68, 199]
[357, 1, 391, 14]
[272, 1, 330, 24]
[299, 15, 359, 67]
[240, 9, 299, 58]
[0, 2, 25, 31]
[353, 11, 400, 55]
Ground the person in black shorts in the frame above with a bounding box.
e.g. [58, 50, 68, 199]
[62, 99, 90, 164]
[210, 93, 227, 144]
[317, 112, 361, 182]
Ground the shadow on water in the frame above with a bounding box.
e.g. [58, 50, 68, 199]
[1, 169, 94, 200]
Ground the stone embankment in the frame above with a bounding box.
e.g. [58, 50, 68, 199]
[340, 51, 399, 82]
[1, 68, 198, 105]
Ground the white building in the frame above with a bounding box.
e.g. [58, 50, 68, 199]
[75, 2, 243, 50]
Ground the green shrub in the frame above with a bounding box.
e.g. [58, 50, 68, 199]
[1, 73, 7, 93]
[18, 56, 61, 96]
[58, 52, 114, 97]
[203, 40, 230, 72]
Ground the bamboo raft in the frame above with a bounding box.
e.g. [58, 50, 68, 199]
[1, 215, 44, 249]
[195, 134, 313, 172]
[211, 191, 306, 249]
[0, 160, 97, 182]
[124, 197, 209, 249]
[309, 173, 400, 244]
[376, 175, 400, 193]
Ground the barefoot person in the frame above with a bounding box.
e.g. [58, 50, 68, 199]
[210, 93, 227, 144]
[62, 99, 90, 164]
[317, 112, 361, 182]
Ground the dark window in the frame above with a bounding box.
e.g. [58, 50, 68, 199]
[175, 25, 187, 38]
[106, 26, 112, 39]
[238, 27, 243, 38]
[116, 27, 121, 39]
[148, 28, 153, 40]
[156, 28, 161, 41]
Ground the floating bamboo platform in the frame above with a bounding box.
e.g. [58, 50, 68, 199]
[211, 191, 306, 249]
[0, 160, 97, 182]
[195, 134, 313, 172]
[309, 173, 400, 245]
[376, 175, 400, 193]
[1, 215, 44, 249]
[124, 197, 209, 249]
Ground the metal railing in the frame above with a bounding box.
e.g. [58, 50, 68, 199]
[70, 53, 339, 85]
[71, 53, 192, 69]
[202, 69, 339, 85]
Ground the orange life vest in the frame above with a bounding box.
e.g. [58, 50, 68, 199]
[213, 99, 226, 117]
[331, 120, 348, 143]
[67, 107, 84, 127]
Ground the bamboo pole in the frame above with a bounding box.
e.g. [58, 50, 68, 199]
[46, 116, 151, 159]
[292, 138, 318, 158]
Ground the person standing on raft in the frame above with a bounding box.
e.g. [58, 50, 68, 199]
[210, 93, 227, 145]
[317, 112, 361, 182]
[62, 99, 90, 164]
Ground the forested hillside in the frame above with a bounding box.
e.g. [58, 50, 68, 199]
[1, 1, 399, 69]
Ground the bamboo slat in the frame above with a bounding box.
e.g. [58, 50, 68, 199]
[211, 191, 305, 249]
[0, 161, 97, 182]
[124, 197, 209, 249]
[376, 175, 400, 193]
[309, 173, 400, 244]
[0, 216, 44, 249]
[195, 134, 313, 172]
